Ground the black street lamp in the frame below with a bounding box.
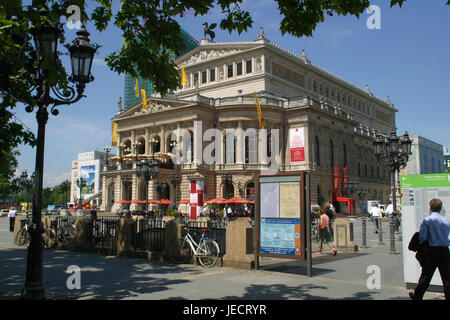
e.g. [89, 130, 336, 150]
[20, 170, 35, 213]
[170, 174, 182, 208]
[104, 145, 111, 167]
[21, 8, 99, 300]
[76, 177, 87, 210]
[136, 156, 159, 213]
[60, 180, 70, 209]
[373, 130, 412, 254]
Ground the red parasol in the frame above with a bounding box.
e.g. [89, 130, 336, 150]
[177, 199, 190, 204]
[204, 197, 227, 204]
[224, 197, 251, 204]
[116, 200, 131, 204]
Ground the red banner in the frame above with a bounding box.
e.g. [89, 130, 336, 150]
[333, 165, 340, 200]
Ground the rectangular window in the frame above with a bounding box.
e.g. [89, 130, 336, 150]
[201, 70, 207, 84]
[227, 64, 233, 78]
[193, 73, 199, 86]
[236, 62, 242, 76]
[210, 69, 215, 82]
[246, 60, 252, 74]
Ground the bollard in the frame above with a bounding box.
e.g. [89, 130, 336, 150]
[377, 217, 384, 245]
[389, 215, 396, 254]
[361, 216, 368, 248]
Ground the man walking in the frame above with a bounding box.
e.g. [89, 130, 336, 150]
[409, 198, 450, 300]
[370, 203, 382, 234]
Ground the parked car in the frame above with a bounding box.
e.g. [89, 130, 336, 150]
[0, 209, 9, 217]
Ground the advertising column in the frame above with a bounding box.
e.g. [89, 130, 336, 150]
[189, 179, 204, 220]
[400, 173, 450, 291]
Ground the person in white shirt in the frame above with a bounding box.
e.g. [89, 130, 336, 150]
[7, 207, 17, 232]
[369, 203, 382, 234]
[386, 201, 393, 216]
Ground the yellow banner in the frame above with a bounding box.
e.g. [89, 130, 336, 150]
[181, 65, 187, 86]
[135, 78, 139, 98]
[254, 92, 266, 128]
[141, 89, 148, 110]
[112, 122, 118, 146]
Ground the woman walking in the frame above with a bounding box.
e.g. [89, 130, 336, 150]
[318, 209, 337, 256]
[8, 206, 17, 232]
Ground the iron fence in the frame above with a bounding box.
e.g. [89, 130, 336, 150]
[92, 217, 120, 253]
[132, 217, 165, 252]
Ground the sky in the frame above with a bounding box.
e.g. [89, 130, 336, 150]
[13, 0, 450, 187]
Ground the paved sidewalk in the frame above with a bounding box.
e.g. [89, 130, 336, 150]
[0, 216, 445, 300]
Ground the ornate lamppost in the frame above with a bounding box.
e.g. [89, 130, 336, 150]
[76, 177, 87, 210]
[60, 180, 71, 209]
[21, 8, 99, 299]
[170, 173, 182, 208]
[20, 170, 35, 213]
[136, 156, 159, 213]
[373, 130, 412, 254]
[103, 145, 111, 167]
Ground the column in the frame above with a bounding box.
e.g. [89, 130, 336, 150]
[145, 128, 150, 155]
[236, 121, 244, 164]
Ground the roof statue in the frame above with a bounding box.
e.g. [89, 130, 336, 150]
[203, 22, 217, 41]
[365, 84, 373, 96]
[257, 27, 265, 40]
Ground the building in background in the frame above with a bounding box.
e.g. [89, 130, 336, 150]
[444, 146, 450, 172]
[70, 151, 107, 208]
[402, 134, 444, 175]
[122, 28, 199, 110]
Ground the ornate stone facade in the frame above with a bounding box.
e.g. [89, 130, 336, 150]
[101, 35, 395, 214]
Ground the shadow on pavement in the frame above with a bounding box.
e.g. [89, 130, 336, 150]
[0, 246, 199, 300]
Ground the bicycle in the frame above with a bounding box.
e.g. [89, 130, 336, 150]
[168, 227, 220, 268]
[17, 215, 54, 249]
[55, 218, 77, 246]
[17, 215, 32, 246]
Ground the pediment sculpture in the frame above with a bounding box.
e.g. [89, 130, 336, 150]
[134, 101, 173, 116]
[182, 49, 243, 67]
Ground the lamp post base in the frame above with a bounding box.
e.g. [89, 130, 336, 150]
[21, 284, 46, 300]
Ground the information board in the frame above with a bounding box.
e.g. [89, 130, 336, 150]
[257, 174, 305, 259]
[400, 173, 450, 290]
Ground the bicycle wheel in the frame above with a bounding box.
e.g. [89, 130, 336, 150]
[43, 229, 57, 249]
[198, 239, 220, 268]
[168, 237, 192, 264]
[17, 228, 29, 246]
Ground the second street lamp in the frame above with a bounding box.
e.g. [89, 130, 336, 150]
[136, 156, 160, 213]
[373, 130, 412, 254]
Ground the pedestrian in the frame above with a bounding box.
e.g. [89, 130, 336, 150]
[317, 209, 337, 256]
[386, 200, 400, 233]
[8, 206, 17, 232]
[369, 203, 382, 234]
[409, 198, 450, 300]
[324, 202, 336, 239]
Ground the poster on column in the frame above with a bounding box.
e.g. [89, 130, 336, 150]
[259, 175, 304, 258]
[80, 165, 96, 195]
[289, 127, 305, 162]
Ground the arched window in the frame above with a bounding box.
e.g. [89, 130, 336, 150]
[137, 138, 145, 154]
[224, 182, 234, 199]
[267, 132, 272, 158]
[424, 155, 428, 173]
[314, 136, 320, 166]
[246, 182, 255, 200]
[431, 157, 435, 173]
[151, 136, 161, 154]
